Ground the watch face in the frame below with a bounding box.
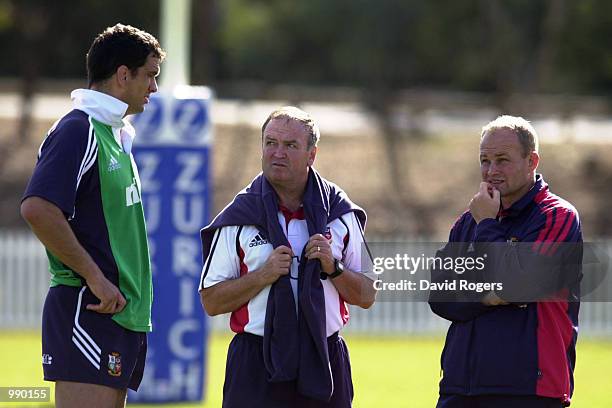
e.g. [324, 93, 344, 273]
[334, 259, 344, 276]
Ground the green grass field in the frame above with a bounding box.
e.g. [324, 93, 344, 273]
[1, 331, 610, 407]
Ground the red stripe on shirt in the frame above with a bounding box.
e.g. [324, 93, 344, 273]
[534, 188, 548, 205]
[555, 211, 575, 242]
[536, 301, 573, 403]
[546, 212, 576, 257]
[279, 205, 305, 230]
[339, 231, 351, 325]
[339, 295, 350, 325]
[539, 209, 569, 256]
[230, 247, 250, 333]
[532, 191, 565, 254]
[533, 207, 554, 254]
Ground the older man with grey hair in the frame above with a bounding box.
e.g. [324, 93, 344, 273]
[199, 106, 376, 407]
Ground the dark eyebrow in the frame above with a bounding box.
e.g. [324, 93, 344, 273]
[263, 136, 299, 144]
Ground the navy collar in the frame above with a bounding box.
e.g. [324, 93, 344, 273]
[499, 174, 547, 218]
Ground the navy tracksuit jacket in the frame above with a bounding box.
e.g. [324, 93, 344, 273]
[429, 175, 582, 406]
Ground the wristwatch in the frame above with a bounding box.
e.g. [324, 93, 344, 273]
[328, 258, 345, 279]
[320, 258, 345, 280]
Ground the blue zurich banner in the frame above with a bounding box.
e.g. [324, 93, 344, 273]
[127, 87, 212, 402]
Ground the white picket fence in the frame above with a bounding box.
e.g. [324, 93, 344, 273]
[0, 231, 50, 328]
[1, 230, 611, 336]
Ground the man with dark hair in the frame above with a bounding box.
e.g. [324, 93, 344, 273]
[86, 23, 165, 88]
[21, 24, 165, 408]
[199, 106, 376, 407]
[429, 115, 582, 408]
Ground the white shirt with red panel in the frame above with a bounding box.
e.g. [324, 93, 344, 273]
[200, 206, 368, 337]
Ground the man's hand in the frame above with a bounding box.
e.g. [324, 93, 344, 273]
[481, 291, 509, 306]
[21, 197, 127, 314]
[201, 245, 294, 316]
[259, 245, 293, 285]
[86, 273, 127, 314]
[305, 234, 334, 274]
[469, 182, 500, 223]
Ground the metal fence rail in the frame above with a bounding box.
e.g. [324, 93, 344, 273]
[2, 231, 611, 336]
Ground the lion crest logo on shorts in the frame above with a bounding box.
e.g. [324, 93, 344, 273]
[107, 352, 122, 377]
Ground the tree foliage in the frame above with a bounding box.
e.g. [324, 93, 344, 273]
[212, 0, 612, 95]
[0, 0, 610, 95]
[0, 0, 160, 80]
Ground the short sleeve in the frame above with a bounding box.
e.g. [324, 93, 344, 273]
[200, 226, 241, 290]
[340, 212, 372, 277]
[22, 112, 96, 217]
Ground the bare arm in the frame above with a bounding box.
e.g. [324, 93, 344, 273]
[200, 245, 293, 316]
[305, 234, 376, 309]
[20, 196, 126, 313]
[328, 267, 376, 309]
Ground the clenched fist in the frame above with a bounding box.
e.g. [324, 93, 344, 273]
[469, 182, 500, 224]
[259, 245, 294, 285]
[305, 234, 334, 274]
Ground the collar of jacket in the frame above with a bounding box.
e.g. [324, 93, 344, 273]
[498, 173, 548, 218]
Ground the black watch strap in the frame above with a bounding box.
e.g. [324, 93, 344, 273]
[328, 258, 344, 279]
